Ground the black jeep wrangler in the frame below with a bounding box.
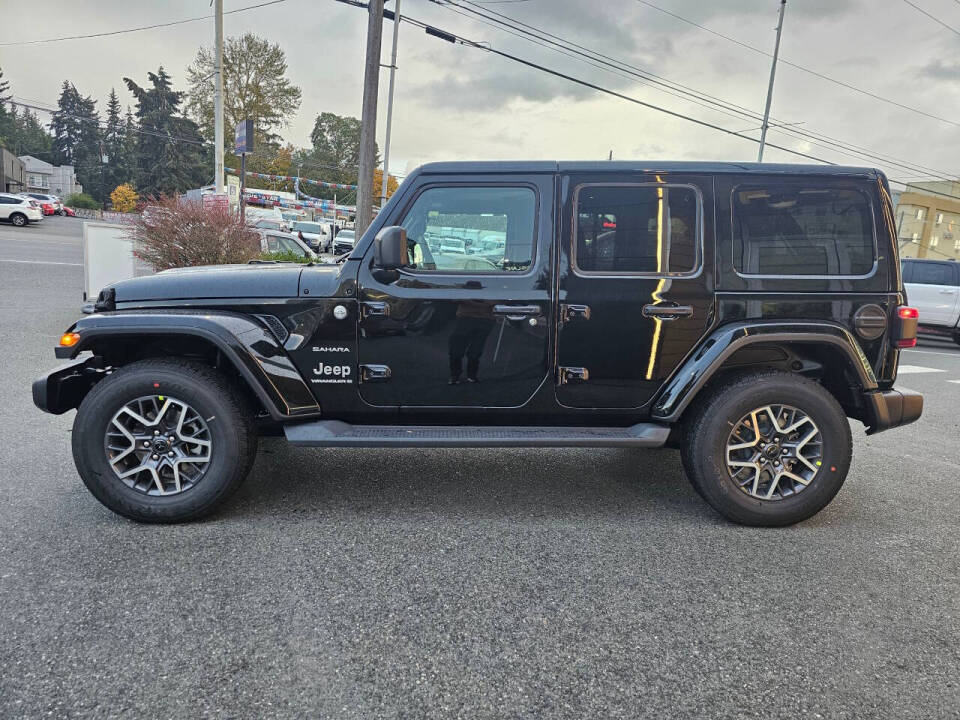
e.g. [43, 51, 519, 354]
[34, 161, 922, 526]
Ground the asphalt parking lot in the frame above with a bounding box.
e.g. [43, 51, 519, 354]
[1, 217, 958, 719]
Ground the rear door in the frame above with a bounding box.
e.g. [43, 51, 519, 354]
[904, 259, 960, 326]
[555, 173, 714, 408]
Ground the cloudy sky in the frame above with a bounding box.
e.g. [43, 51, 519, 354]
[2, 0, 959, 189]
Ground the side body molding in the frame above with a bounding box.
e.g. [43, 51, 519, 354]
[59, 310, 320, 420]
[651, 321, 879, 421]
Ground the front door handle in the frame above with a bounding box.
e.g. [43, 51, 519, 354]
[642, 303, 693, 320]
[493, 304, 540, 321]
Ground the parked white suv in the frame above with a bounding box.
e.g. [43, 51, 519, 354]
[0, 193, 44, 226]
[902, 258, 960, 344]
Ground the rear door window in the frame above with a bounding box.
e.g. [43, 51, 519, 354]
[573, 184, 700, 275]
[732, 185, 876, 277]
[910, 261, 955, 286]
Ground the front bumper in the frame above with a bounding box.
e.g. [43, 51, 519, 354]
[32, 357, 105, 415]
[864, 387, 923, 435]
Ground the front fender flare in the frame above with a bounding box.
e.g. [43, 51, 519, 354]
[56, 310, 319, 420]
[651, 321, 878, 422]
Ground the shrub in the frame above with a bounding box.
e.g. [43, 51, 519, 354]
[128, 194, 261, 271]
[65, 192, 100, 210]
[110, 183, 138, 213]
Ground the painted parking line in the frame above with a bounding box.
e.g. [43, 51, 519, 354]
[949, 380, 960, 384]
[903, 349, 960, 359]
[897, 365, 945, 374]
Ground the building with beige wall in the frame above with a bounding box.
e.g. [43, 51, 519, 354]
[895, 181, 960, 260]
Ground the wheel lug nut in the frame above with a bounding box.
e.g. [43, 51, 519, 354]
[168, 436, 175, 442]
[153, 430, 160, 436]
[167, 451, 175, 458]
[143, 441, 150, 447]
[782, 448, 789, 454]
[151, 454, 159, 460]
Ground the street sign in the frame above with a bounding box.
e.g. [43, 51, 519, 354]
[203, 193, 229, 213]
[234, 119, 254, 155]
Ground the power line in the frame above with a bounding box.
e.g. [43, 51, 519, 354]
[397, 12, 833, 164]
[635, 0, 960, 130]
[440, 0, 960, 181]
[900, 0, 960, 37]
[395, 9, 960, 199]
[0, 0, 286, 47]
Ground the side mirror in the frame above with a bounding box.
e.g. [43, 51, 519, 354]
[374, 226, 408, 270]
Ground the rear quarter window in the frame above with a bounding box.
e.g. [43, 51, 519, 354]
[732, 184, 876, 277]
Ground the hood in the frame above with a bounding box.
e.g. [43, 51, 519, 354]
[109, 263, 305, 303]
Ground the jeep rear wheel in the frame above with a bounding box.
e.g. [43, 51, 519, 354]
[681, 370, 852, 526]
[72, 358, 257, 522]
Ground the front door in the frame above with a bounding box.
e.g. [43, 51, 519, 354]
[357, 176, 554, 408]
[555, 174, 714, 409]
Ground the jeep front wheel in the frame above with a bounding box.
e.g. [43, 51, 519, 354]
[72, 358, 257, 522]
[681, 370, 852, 526]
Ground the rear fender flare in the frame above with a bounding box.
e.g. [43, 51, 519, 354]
[59, 310, 319, 420]
[651, 321, 878, 422]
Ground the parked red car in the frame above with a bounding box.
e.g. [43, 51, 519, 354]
[39, 202, 55, 216]
[62, 206, 76, 217]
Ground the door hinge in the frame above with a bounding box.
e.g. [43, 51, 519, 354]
[558, 366, 590, 384]
[361, 301, 390, 319]
[360, 364, 392, 382]
[560, 304, 591, 322]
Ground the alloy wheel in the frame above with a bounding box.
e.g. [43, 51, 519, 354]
[725, 404, 823, 500]
[104, 395, 212, 496]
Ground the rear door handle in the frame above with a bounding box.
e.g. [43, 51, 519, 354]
[493, 304, 540, 321]
[642, 303, 693, 320]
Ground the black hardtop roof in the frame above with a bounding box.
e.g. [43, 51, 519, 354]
[417, 160, 881, 178]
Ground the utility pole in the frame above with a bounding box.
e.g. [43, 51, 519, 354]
[356, 0, 384, 237]
[380, 0, 401, 207]
[214, 0, 225, 194]
[757, 0, 786, 163]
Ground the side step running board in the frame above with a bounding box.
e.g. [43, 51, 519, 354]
[284, 420, 670, 448]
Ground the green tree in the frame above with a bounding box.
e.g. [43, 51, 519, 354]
[102, 88, 128, 191]
[0, 66, 11, 148]
[51, 81, 102, 201]
[186, 32, 301, 150]
[6, 106, 54, 160]
[124, 67, 207, 197]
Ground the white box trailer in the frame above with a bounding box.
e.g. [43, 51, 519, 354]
[82, 222, 153, 303]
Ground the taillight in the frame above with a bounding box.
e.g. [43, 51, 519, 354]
[893, 306, 918, 348]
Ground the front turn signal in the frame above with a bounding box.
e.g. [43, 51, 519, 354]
[59, 332, 81, 347]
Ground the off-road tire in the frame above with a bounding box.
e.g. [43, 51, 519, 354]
[681, 370, 852, 526]
[9, 212, 27, 227]
[72, 358, 257, 522]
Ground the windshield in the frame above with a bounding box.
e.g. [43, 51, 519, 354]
[293, 222, 321, 234]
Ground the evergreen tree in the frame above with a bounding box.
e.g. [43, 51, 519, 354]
[122, 106, 138, 181]
[51, 81, 102, 200]
[0, 66, 11, 148]
[10, 107, 54, 160]
[103, 88, 127, 191]
[123, 67, 206, 196]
